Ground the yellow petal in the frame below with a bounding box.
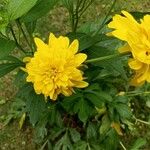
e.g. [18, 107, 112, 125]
[49, 33, 57, 45]
[34, 37, 49, 51]
[118, 44, 131, 53]
[69, 39, 79, 54]
[58, 36, 70, 49]
[130, 75, 145, 86]
[74, 81, 89, 88]
[74, 53, 87, 66]
[128, 59, 143, 70]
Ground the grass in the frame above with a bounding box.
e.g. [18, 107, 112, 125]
[0, 0, 150, 149]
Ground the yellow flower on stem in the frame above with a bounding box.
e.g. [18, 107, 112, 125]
[25, 33, 88, 100]
[107, 10, 150, 86]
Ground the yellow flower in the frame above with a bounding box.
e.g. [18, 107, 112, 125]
[25, 33, 88, 100]
[107, 10, 150, 86]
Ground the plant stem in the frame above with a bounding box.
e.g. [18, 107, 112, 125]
[24, 23, 36, 53]
[134, 116, 150, 126]
[10, 25, 26, 54]
[120, 141, 127, 150]
[85, 52, 130, 63]
[16, 19, 33, 53]
[94, 0, 117, 35]
[126, 91, 150, 97]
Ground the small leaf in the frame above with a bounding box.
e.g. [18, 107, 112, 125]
[100, 115, 111, 134]
[74, 98, 92, 123]
[69, 128, 81, 143]
[87, 123, 97, 139]
[115, 103, 132, 119]
[0, 63, 22, 78]
[74, 141, 87, 150]
[54, 131, 73, 150]
[19, 113, 26, 129]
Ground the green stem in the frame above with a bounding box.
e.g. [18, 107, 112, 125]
[126, 91, 150, 97]
[94, 0, 117, 35]
[16, 20, 33, 53]
[134, 116, 150, 126]
[10, 25, 26, 54]
[24, 23, 36, 53]
[85, 52, 130, 63]
[79, 0, 94, 18]
[120, 141, 127, 150]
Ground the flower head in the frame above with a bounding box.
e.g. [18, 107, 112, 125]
[25, 33, 88, 100]
[108, 11, 150, 86]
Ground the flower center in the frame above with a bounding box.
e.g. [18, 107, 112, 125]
[146, 51, 150, 56]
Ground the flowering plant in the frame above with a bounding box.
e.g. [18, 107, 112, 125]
[0, 0, 150, 149]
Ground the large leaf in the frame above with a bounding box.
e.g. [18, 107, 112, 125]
[74, 98, 92, 123]
[8, 0, 38, 20]
[0, 62, 22, 78]
[69, 128, 81, 143]
[22, 0, 59, 22]
[68, 33, 104, 51]
[0, 38, 16, 59]
[54, 131, 73, 150]
[114, 103, 132, 119]
[25, 89, 47, 126]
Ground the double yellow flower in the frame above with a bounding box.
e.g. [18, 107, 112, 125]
[25, 33, 88, 100]
[108, 11, 150, 86]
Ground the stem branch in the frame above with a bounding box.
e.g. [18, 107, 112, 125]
[85, 52, 130, 63]
[10, 25, 26, 53]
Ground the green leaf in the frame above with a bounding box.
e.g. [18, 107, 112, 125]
[8, 0, 38, 20]
[74, 141, 87, 150]
[115, 95, 128, 104]
[61, 93, 82, 113]
[54, 131, 73, 150]
[22, 0, 59, 22]
[25, 89, 47, 126]
[0, 38, 16, 59]
[74, 98, 92, 123]
[130, 138, 147, 150]
[69, 128, 81, 143]
[103, 129, 119, 150]
[25, 21, 36, 34]
[0, 63, 21, 78]
[48, 104, 63, 127]
[114, 103, 132, 119]
[85, 93, 104, 108]
[87, 123, 97, 139]
[68, 33, 103, 51]
[85, 90, 113, 102]
[87, 45, 127, 79]
[100, 115, 111, 134]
